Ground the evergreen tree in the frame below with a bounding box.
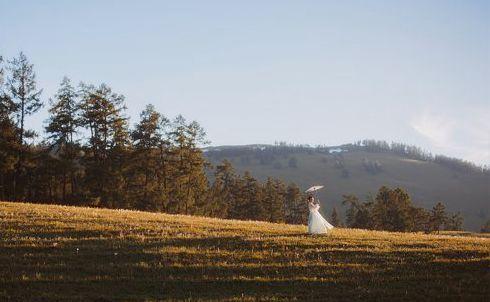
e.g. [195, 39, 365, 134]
[28, 149, 61, 202]
[46, 77, 79, 144]
[228, 173, 245, 219]
[229, 172, 265, 220]
[6, 52, 43, 199]
[284, 183, 307, 224]
[244, 172, 266, 221]
[0, 56, 21, 199]
[184, 120, 210, 214]
[129, 104, 169, 211]
[45, 77, 81, 202]
[79, 83, 129, 207]
[262, 177, 285, 223]
[408, 206, 430, 232]
[7, 52, 43, 146]
[209, 160, 236, 218]
[341, 188, 461, 233]
[371, 186, 412, 232]
[330, 207, 340, 227]
[444, 212, 463, 231]
[167, 115, 209, 214]
[342, 194, 371, 228]
[429, 202, 447, 233]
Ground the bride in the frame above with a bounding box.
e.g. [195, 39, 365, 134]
[307, 195, 334, 234]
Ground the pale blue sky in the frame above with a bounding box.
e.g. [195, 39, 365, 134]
[1, 0, 489, 164]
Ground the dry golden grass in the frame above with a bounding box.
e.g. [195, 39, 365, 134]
[1, 201, 489, 301]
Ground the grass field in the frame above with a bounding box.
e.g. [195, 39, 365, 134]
[1, 202, 489, 301]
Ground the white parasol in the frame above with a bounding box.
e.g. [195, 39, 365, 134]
[305, 185, 324, 193]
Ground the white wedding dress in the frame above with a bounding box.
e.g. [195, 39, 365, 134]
[308, 202, 334, 234]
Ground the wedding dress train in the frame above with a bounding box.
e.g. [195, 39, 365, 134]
[308, 202, 334, 234]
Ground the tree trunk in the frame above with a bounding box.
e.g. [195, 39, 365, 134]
[14, 97, 25, 200]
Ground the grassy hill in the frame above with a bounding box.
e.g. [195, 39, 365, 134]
[1, 202, 489, 301]
[205, 146, 490, 231]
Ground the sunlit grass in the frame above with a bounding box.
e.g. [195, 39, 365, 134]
[1, 201, 489, 301]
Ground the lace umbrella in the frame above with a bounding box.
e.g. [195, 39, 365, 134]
[305, 185, 324, 193]
[305, 185, 324, 202]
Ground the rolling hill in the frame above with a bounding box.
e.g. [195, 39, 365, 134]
[1, 201, 489, 301]
[204, 145, 490, 231]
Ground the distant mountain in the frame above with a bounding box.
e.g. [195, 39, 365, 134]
[204, 143, 489, 231]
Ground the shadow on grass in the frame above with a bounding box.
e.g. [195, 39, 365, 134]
[3, 264, 489, 301]
[2, 228, 490, 301]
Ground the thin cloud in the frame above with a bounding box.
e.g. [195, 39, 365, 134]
[411, 109, 490, 165]
[411, 112, 454, 147]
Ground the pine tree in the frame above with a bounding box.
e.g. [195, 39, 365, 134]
[7, 52, 43, 146]
[444, 212, 463, 231]
[273, 179, 287, 222]
[183, 120, 210, 213]
[6, 52, 43, 199]
[228, 174, 245, 219]
[262, 177, 285, 223]
[46, 77, 79, 144]
[371, 186, 412, 232]
[284, 183, 307, 224]
[129, 104, 170, 210]
[230, 172, 265, 220]
[342, 194, 372, 229]
[429, 202, 447, 233]
[408, 206, 430, 232]
[0, 56, 21, 199]
[209, 160, 236, 218]
[167, 115, 209, 214]
[45, 77, 81, 202]
[28, 150, 61, 202]
[342, 194, 356, 227]
[79, 83, 129, 207]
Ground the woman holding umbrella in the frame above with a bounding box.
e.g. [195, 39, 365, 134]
[305, 185, 334, 234]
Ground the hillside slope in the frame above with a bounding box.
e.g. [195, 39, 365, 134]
[205, 147, 490, 231]
[1, 202, 489, 301]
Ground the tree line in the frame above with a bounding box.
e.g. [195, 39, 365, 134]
[209, 161, 308, 223]
[0, 52, 307, 223]
[340, 186, 464, 233]
[351, 139, 489, 174]
[206, 140, 489, 175]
